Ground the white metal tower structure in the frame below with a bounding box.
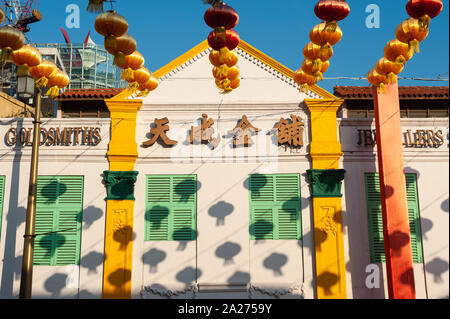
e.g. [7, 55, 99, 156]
[0, 0, 41, 32]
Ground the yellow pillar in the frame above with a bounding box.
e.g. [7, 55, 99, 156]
[304, 99, 347, 299]
[102, 98, 142, 299]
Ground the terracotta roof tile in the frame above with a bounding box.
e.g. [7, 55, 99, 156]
[57, 88, 124, 100]
[334, 86, 449, 100]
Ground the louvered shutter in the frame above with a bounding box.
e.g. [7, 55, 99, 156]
[34, 176, 84, 266]
[146, 175, 197, 241]
[249, 174, 301, 240]
[0, 176, 5, 239]
[364, 173, 423, 264]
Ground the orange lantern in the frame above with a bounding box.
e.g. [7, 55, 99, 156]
[375, 57, 404, 84]
[119, 50, 145, 82]
[367, 69, 387, 94]
[95, 10, 128, 49]
[136, 75, 159, 97]
[12, 44, 42, 75]
[126, 66, 151, 90]
[303, 42, 333, 74]
[209, 49, 238, 67]
[46, 70, 70, 98]
[105, 33, 137, 66]
[309, 22, 343, 60]
[87, 0, 107, 13]
[212, 65, 229, 80]
[0, 26, 26, 63]
[29, 59, 58, 88]
[301, 59, 330, 82]
[293, 69, 317, 92]
[395, 18, 429, 53]
[384, 39, 414, 65]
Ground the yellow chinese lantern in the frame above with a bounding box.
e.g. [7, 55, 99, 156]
[209, 49, 238, 67]
[367, 69, 387, 94]
[126, 66, 151, 90]
[301, 59, 330, 82]
[46, 69, 70, 98]
[12, 44, 42, 75]
[105, 33, 137, 66]
[309, 22, 343, 60]
[303, 42, 333, 74]
[136, 75, 159, 97]
[119, 50, 145, 82]
[375, 57, 404, 84]
[395, 18, 429, 53]
[0, 26, 26, 63]
[293, 69, 317, 92]
[95, 10, 129, 50]
[384, 39, 414, 65]
[29, 59, 58, 88]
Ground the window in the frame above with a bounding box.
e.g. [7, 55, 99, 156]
[364, 173, 423, 263]
[145, 175, 197, 241]
[0, 176, 5, 238]
[34, 176, 84, 266]
[249, 174, 302, 240]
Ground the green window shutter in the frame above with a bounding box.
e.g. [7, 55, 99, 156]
[364, 173, 423, 264]
[34, 176, 84, 266]
[145, 175, 197, 242]
[249, 174, 301, 240]
[0, 176, 5, 240]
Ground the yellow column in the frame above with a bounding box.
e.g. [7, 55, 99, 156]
[304, 99, 347, 299]
[102, 98, 142, 299]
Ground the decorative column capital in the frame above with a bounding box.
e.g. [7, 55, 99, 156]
[307, 169, 346, 198]
[303, 99, 344, 112]
[103, 171, 139, 201]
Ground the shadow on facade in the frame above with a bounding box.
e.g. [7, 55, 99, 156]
[208, 201, 234, 226]
[83, 206, 103, 230]
[425, 257, 449, 284]
[215, 242, 241, 266]
[176, 266, 202, 287]
[80, 251, 104, 275]
[263, 253, 288, 277]
[142, 248, 167, 274]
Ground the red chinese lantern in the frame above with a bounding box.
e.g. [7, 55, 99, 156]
[384, 39, 414, 65]
[46, 69, 70, 98]
[204, 3, 239, 30]
[0, 26, 26, 63]
[395, 18, 429, 53]
[375, 57, 404, 84]
[406, 0, 443, 30]
[29, 60, 58, 88]
[208, 29, 240, 51]
[367, 69, 387, 94]
[314, 0, 350, 31]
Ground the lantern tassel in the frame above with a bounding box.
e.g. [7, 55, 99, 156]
[394, 55, 408, 67]
[127, 81, 140, 91]
[319, 43, 333, 61]
[219, 47, 233, 65]
[87, 0, 104, 13]
[217, 64, 229, 78]
[377, 83, 386, 94]
[136, 89, 150, 98]
[121, 68, 135, 82]
[1, 47, 13, 63]
[386, 72, 397, 85]
[105, 36, 118, 52]
[35, 77, 48, 88]
[312, 59, 323, 74]
[299, 84, 309, 93]
[314, 71, 324, 82]
[409, 39, 420, 54]
[322, 21, 338, 33]
[114, 53, 126, 67]
[418, 14, 431, 31]
[46, 86, 60, 99]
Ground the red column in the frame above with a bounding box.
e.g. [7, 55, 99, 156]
[373, 83, 416, 299]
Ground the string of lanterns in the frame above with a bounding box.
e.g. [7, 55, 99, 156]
[204, 0, 241, 94]
[93, 9, 159, 97]
[0, 20, 69, 98]
[293, 0, 350, 93]
[367, 0, 443, 93]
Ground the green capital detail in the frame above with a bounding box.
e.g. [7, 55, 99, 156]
[306, 169, 346, 198]
[103, 171, 139, 201]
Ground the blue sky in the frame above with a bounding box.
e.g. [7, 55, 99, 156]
[23, 0, 450, 93]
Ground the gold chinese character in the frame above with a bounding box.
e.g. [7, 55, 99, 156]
[228, 115, 259, 147]
[142, 117, 178, 147]
[189, 114, 221, 149]
[274, 115, 305, 147]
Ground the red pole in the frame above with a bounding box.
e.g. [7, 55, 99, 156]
[373, 83, 416, 299]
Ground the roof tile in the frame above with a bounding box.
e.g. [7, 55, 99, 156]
[334, 86, 449, 100]
[57, 88, 124, 100]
